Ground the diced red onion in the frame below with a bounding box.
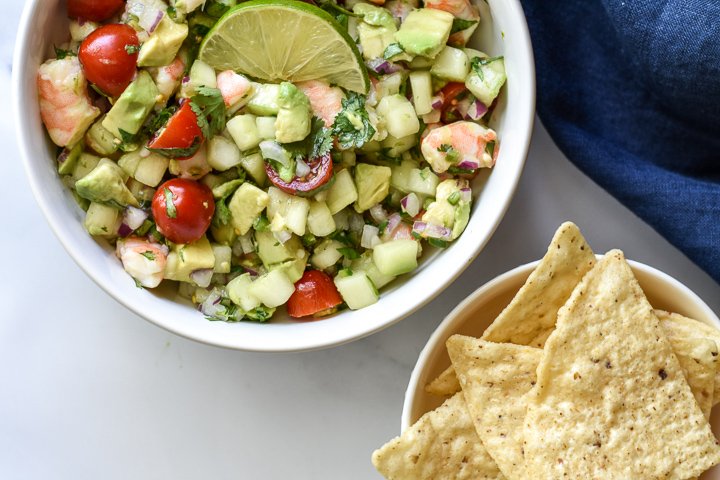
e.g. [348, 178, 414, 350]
[273, 229, 292, 245]
[400, 193, 420, 217]
[369, 204, 388, 223]
[124, 206, 149, 231]
[385, 213, 401, 235]
[457, 160, 480, 170]
[117, 223, 133, 238]
[148, 10, 164, 33]
[190, 268, 214, 288]
[295, 158, 311, 178]
[456, 96, 473, 120]
[459, 188, 472, 203]
[361, 224, 381, 249]
[466, 99, 488, 120]
[182, 75, 190, 85]
[413, 221, 452, 240]
[243, 266, 259, 277]
[57, 149, 69, 165]
[365, 58, 404, 75]
[431, 95, 444, 110]
[422, 109, 441, 124]
[198, 288, 224, 316]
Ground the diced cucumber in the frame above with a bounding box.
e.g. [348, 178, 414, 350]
[376, 72, 406, 99]
[430, 46, 469, 82]
[85, 116, 118, 156]
[310, 239, 344, 270]
[409, 56, 434, 69]
[465, 56, 506, 107]
[341, 151, 356, 167]
[381, 133, 417, 157]
[227, 273, 261, 312]
[390, 159, 440, 196]
[376, 94, 420, 138]
[228, 183, 270, 235]
[373, 239, 419, 276]
[267, 187, 309, 236]
[334, 270, 379, 310]
[207, 135, 242, 171]
[126, 178, 155, 205]
[326, 168, 358, 214]
[180, 59, 217, 98]
[211, 244, 232, 273]
[58, 142, 84, 175]
[118, 150, 168, 187]
[71, 153, 101, 183]
[256, 116, 277, 140]
[247, 83, 281, 116]
[351, 252, 395, 288]
[239, 151, 267, 186]
[256, 230, 302, 265]
[84, 202, 120, 237]
[307, 201, 336, 237]
[271, 251, 308, 283]
[227, 114, 261, 151]
[408, 71, 433, 115]
[249, 269, 296, 308]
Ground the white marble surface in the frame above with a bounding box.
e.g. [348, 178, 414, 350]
[2, 3, 719, 479]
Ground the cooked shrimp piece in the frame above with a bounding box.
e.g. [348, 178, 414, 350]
[296, 80, 345, 127]
[37, 57, 100, 147]
[421, 121, 497, 173]
[151, 56, 185, 105]
[424, 0, 480, 46]
[116, 237, 169, 288]
[216, 70, 253, 112]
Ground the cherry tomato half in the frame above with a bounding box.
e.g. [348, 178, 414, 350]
[147, 102, 204, 159]
[67, 0, 125, 22]
[439, 82, 469, 123]
[151, 179, 215, 245]
[287, 270, 343, 318]
[265, 153, 333, 196]
[79, 24, 139, 97]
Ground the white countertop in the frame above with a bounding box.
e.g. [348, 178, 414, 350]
[2, 3, 719, 478]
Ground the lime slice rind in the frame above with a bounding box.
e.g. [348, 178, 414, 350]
[199, 0, 369, 93]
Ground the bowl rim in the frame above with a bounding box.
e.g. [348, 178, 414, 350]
[401, 258, 720, 429]
[13, 0, 536, 352]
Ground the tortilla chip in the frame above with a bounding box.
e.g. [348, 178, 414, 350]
[372, 393, 505, 480]
[425, 365, 462, 397]
[482, 221, 595, 348]
[667, 335, 717, 419]
[657, 309, 720, 405]
[447, 336, 542, 480]
[524, 250, 720, 479]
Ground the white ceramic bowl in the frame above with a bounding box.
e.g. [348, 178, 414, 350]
[13, 0, 535, 352]
[401, 259, 720, 477]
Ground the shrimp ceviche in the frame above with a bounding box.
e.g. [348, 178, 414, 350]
[38, 0, 506, 322]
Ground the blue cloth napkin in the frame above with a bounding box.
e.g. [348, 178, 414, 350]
[520, 0, 720, 283]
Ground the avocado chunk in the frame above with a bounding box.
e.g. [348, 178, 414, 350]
[164, 236, 216, 283]
[137, 16, 189, 67]
[353, 3, 396, 29]
[102, 71, 159, 138]
[353, 3, 398, 59]
[274, 82, 312, 143]
[75, 159, 139, 208]
[395, 9, 454, 58]
[85, 115, 119, 156]
[228, 183, 270, 235]
[354, 163, 392, 212]
[247, 83, 281, 116]
[422, 178, 472, 239]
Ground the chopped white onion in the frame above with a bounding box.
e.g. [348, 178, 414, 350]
[123, 206, 149, 231]
[273, 229, 292, 245]
[349, 212, 365, 233]
[239, 232, 255, 254]
[190, 268, 214, 288]
[459, 188, 472, 203]
[369, 204, 388, 223]
[295, 157, 311, 178]
[198, 288, 224, 317]
[413, 221, 452, 240]
[361, 225, 381, 249]
[400, 193, 420, 217]
[422, 109, 441, 124]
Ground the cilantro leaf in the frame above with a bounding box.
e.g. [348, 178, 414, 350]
[470, 56, 504, 81]
[284, 117, 333, 160]
[337, 247, 360, 260]
[125, 44, 140, 55]
[143, 105, 177, 137]
[147, 136, 202, 159]
[331, 93, 376, 150]
[191, 87, 227, 138]
[54, 46, 75, 60]
[189, 101, 211, 139]
[244, 305, 275, 323]
[211, 179, 244, 228]
[438, 144, 460, 163]
[450, 18, 478, 34]
[140, 250, 156, 261]
[163, 188, 177, 218]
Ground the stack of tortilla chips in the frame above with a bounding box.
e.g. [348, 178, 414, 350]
[373, 222, 720, 479]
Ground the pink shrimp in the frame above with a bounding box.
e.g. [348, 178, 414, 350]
[151, 56, 185, 105]
[296, 80, 345, 127]
[216, 70, 253, 111]
[116, 237, 169, 288]
[421, 121, 497, 173]
[424, 0, 480, 47]
[37, 57, 100, 147]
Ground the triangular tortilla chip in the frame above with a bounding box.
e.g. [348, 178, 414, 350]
[425, 365, 462, 397]
[667, 335, 717, 419]
[524, 251, 720, 478]
[372, 393, 505, 480]
[657, 309, 720, 405]
[447, 336, 542, 480]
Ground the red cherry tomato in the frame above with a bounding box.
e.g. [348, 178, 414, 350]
[147, 102, 204, 159]
[67, 0, 125, 22]
[439, 82, 468, 123]
[79, 24, 139, 97]
[151, 179, 215, 244]
[265, 153, 334, 196]
[287, 270, 343, 318]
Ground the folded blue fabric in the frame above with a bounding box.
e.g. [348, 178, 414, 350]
[521, 0, 720, 283]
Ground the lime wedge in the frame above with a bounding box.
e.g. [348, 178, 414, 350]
[199, 0, 369, 93]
